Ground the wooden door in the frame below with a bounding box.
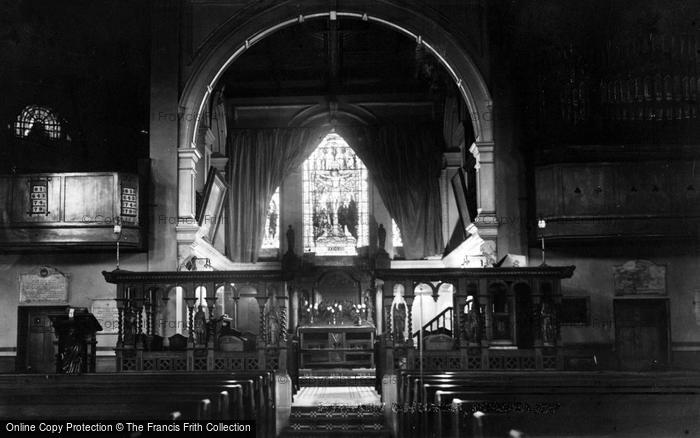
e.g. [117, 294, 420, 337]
[614, 299, 669, 371]
[16, 306, 65, 373]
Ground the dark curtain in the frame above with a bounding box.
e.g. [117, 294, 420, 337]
[337, 124, 444, 259]
[442, 94, 466, 150]
[226, 128, 326, 262]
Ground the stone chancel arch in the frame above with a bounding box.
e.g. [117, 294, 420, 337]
[176, 2, 497, 256]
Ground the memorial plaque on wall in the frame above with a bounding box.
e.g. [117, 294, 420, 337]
[612, 260, 666, 295]
[91, 298, 119, 333]
[19, 266, 69, 304]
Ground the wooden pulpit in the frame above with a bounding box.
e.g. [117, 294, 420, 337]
[49, 308, 102, 374]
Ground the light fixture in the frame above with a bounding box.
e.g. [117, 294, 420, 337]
[538, 219, 547, 266]
[113, 221, 122, 269]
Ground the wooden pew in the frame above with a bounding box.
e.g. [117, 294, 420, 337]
[429, 386, 700, 438]
[0, 372, 273, 438]
[396, 371, 700, 438]
[0, 379, 260, 418]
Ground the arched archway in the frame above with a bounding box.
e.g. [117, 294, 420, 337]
[176, 1, 497, 256]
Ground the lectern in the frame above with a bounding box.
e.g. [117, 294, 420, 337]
[50, 307, 102, 374]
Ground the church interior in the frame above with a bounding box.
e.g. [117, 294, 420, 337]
[1, 0, 700, 437]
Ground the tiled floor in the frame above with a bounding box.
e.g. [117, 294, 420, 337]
[292, 386, 382, 407]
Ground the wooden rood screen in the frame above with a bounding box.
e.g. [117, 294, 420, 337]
[102, 269, 290, 373]
[375, 266, 575, 372]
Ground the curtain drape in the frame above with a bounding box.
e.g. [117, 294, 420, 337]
[442, 94, 466, 150]
[226, 128, 326, 262]
[337, 124, 444, 259]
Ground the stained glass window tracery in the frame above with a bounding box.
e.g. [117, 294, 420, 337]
[14, 105, 62, 140]
[392, 219, 403, 248]
[302, 133, 368, 255]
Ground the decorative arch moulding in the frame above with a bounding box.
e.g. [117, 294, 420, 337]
[178, 4, 494, 151]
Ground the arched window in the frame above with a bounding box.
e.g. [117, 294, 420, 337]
[302, 133, 368, 255]
[262, 187, 280, 249]
[392, 219, 403, 248]
[14, 105, 62, 140]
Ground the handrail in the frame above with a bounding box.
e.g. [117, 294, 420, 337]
[412, 306, 453, 338]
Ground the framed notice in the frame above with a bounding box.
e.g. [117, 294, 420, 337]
[613, 260, 666, 295]
[19, 266, 69, 305]
[91, 299, 120, 334]
[197, 167, 228, 243]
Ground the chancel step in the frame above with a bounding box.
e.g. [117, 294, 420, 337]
[299, 368, 375, 387]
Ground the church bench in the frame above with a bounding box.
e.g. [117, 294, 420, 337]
[0, 371, 273, 414]
[0, 372, 274, 435]
[397, 371, 700, 406]
[395, 371, 700, 437]
[0, 385, 248, 418]
[431, 389, 700, 438]
[1, 386, 257, 420]
[398, 383, 700, 438]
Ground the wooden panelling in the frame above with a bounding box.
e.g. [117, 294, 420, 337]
[0, 176, 12, 224]
[561, 165, 614, 216]
[64, 175, 115, 223]
[536, 161, 700, 241]
[535, 166, 557, 216]
[10, 176, 62, 224]
[614, 163, 672, 215]
[0, 172, 144, 250]
[679, 161, 700, 215]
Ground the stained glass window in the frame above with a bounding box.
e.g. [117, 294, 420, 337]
[14, 105, 62, 140]
[392, 219, 403, 248]
[262, 187, 280, 249]
[302, 133, 368, 256]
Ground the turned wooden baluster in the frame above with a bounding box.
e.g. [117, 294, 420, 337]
[184, 291, 197, 342]
[256, 296, 268, 345]
[404, 294, 414, 347]
[144, 290, 153, 337]
[384, 305, 392, 341]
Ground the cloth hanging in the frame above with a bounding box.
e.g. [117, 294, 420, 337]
[337, 124, 445, 259]
[226, 128, 326, 262]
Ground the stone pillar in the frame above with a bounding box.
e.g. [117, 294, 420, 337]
[473, 141, 498, 243]
[176, 147, 202, 266]
[149, 0, 180, 271]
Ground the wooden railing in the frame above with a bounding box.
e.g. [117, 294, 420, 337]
[413, 307, 453, 341]
[102, 268, 290, 373]
[376, 266, 575, 372]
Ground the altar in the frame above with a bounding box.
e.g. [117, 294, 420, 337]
[298, 325, 375, 369]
